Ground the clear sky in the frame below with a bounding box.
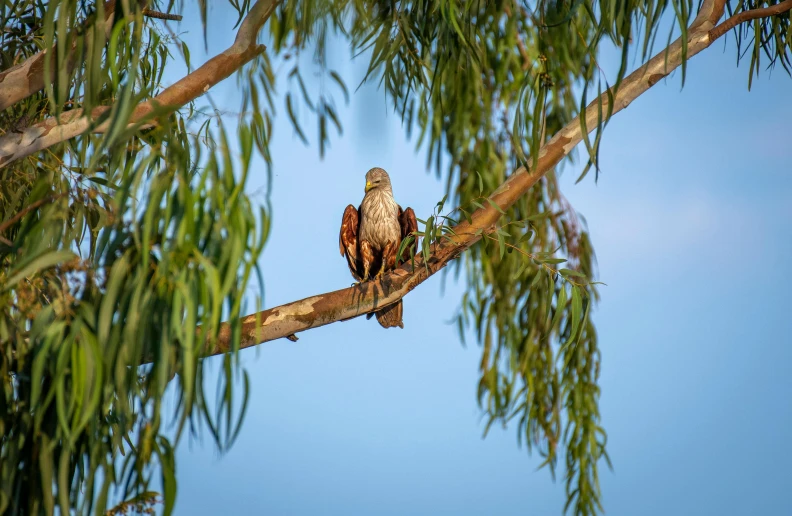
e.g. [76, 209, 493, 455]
[160, 5, 792, 515]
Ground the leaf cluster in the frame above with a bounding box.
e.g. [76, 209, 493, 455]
[1, 1, 268, 514]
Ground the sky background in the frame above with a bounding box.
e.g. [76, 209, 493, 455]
[157, 4, 791, 515]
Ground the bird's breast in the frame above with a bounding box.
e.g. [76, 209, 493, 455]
[359, 191, 401, 249]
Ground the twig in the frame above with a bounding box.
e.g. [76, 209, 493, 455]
[482, 233, 586, 288]
[505, 2, 532, 71]
[0, 193, 67, 235]
[142, 8, 183, 21]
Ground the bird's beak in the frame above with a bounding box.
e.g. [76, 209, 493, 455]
[365, 181, 373, 192]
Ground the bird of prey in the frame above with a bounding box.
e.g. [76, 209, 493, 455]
[339, 167, 418, 329]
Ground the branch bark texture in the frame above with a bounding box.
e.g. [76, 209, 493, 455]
[0, 0, 280, 168]
[205, 0, 792, 356]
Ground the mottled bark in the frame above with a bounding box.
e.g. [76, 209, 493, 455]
[0, 0, 280, 168]
[204, 0, 792, 356]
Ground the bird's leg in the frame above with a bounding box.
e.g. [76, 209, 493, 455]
[351, 269, 367, 286]
[360, 239, 374, 281]
[376, 241, 398, 280]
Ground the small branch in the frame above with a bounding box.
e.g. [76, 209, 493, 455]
[0, 0, 282, 169]
[481, 233, 587, 288]
[0, 193, 67, 235]
[505, 2, 531, 71]
[516, 36, 531, 71]
[142, 8, 183, 21]
[708, 0, 792, 41]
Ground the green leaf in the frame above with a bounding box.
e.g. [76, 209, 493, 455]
[551, 285, 568, 332]
[564, 286, 583, 348]
[541, 258, 568, 265]
[5, 250, 75, 290]
[519, 230, 533, 243]
[181, 41, 191, 71]
[436, 194, 448, 213]
[158, 439, 177, 515]
[396, 235, 415, 264]
[330, 71, 349, 103]
[485, 197, 505, 214]
[285, 93, 308, 144]
[526, 211, 551, 221]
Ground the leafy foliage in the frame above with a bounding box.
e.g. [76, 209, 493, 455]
[1, 1, 267, 514]
[1, 0, 790, 515]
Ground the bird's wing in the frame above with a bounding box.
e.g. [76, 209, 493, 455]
[397, 206, 419, 264]
[340, 204, 362, 280]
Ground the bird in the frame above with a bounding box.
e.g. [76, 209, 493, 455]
[339, 167, 418, 329]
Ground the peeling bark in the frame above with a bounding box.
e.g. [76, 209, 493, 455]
[0, 0, 281, 168]
[203, 0, 792, 356]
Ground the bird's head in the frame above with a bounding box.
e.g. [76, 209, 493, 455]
[364, 167, 392, 193]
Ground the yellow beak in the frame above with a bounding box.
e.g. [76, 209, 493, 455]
[365, 181, 373, 192]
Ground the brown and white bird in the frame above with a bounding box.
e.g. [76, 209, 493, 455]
[339, 167, 418, 329]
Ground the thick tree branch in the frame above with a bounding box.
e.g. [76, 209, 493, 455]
[0, 0, 280, 168]
[203, 0, 787, 356]
[690, 0, 729, 31]
[0, 0, 145, 112]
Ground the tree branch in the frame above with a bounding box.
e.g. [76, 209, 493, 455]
[0, 0, 146, 112]
[690, 0, 729, 31]
[201, 0, 759, 356]
[142, 8, 183, 21]
[0, 0, 281, 168]
[708, 0, 792, 41]
[0, 193, 67, 235]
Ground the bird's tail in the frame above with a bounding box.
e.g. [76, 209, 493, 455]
[372, 300, 404, 329]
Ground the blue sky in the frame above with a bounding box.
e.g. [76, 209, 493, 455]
[159, 5, 791, 515]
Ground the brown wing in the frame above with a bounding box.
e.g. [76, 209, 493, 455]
[340, 204, 363, 281]
[397, 206, 419, 265]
